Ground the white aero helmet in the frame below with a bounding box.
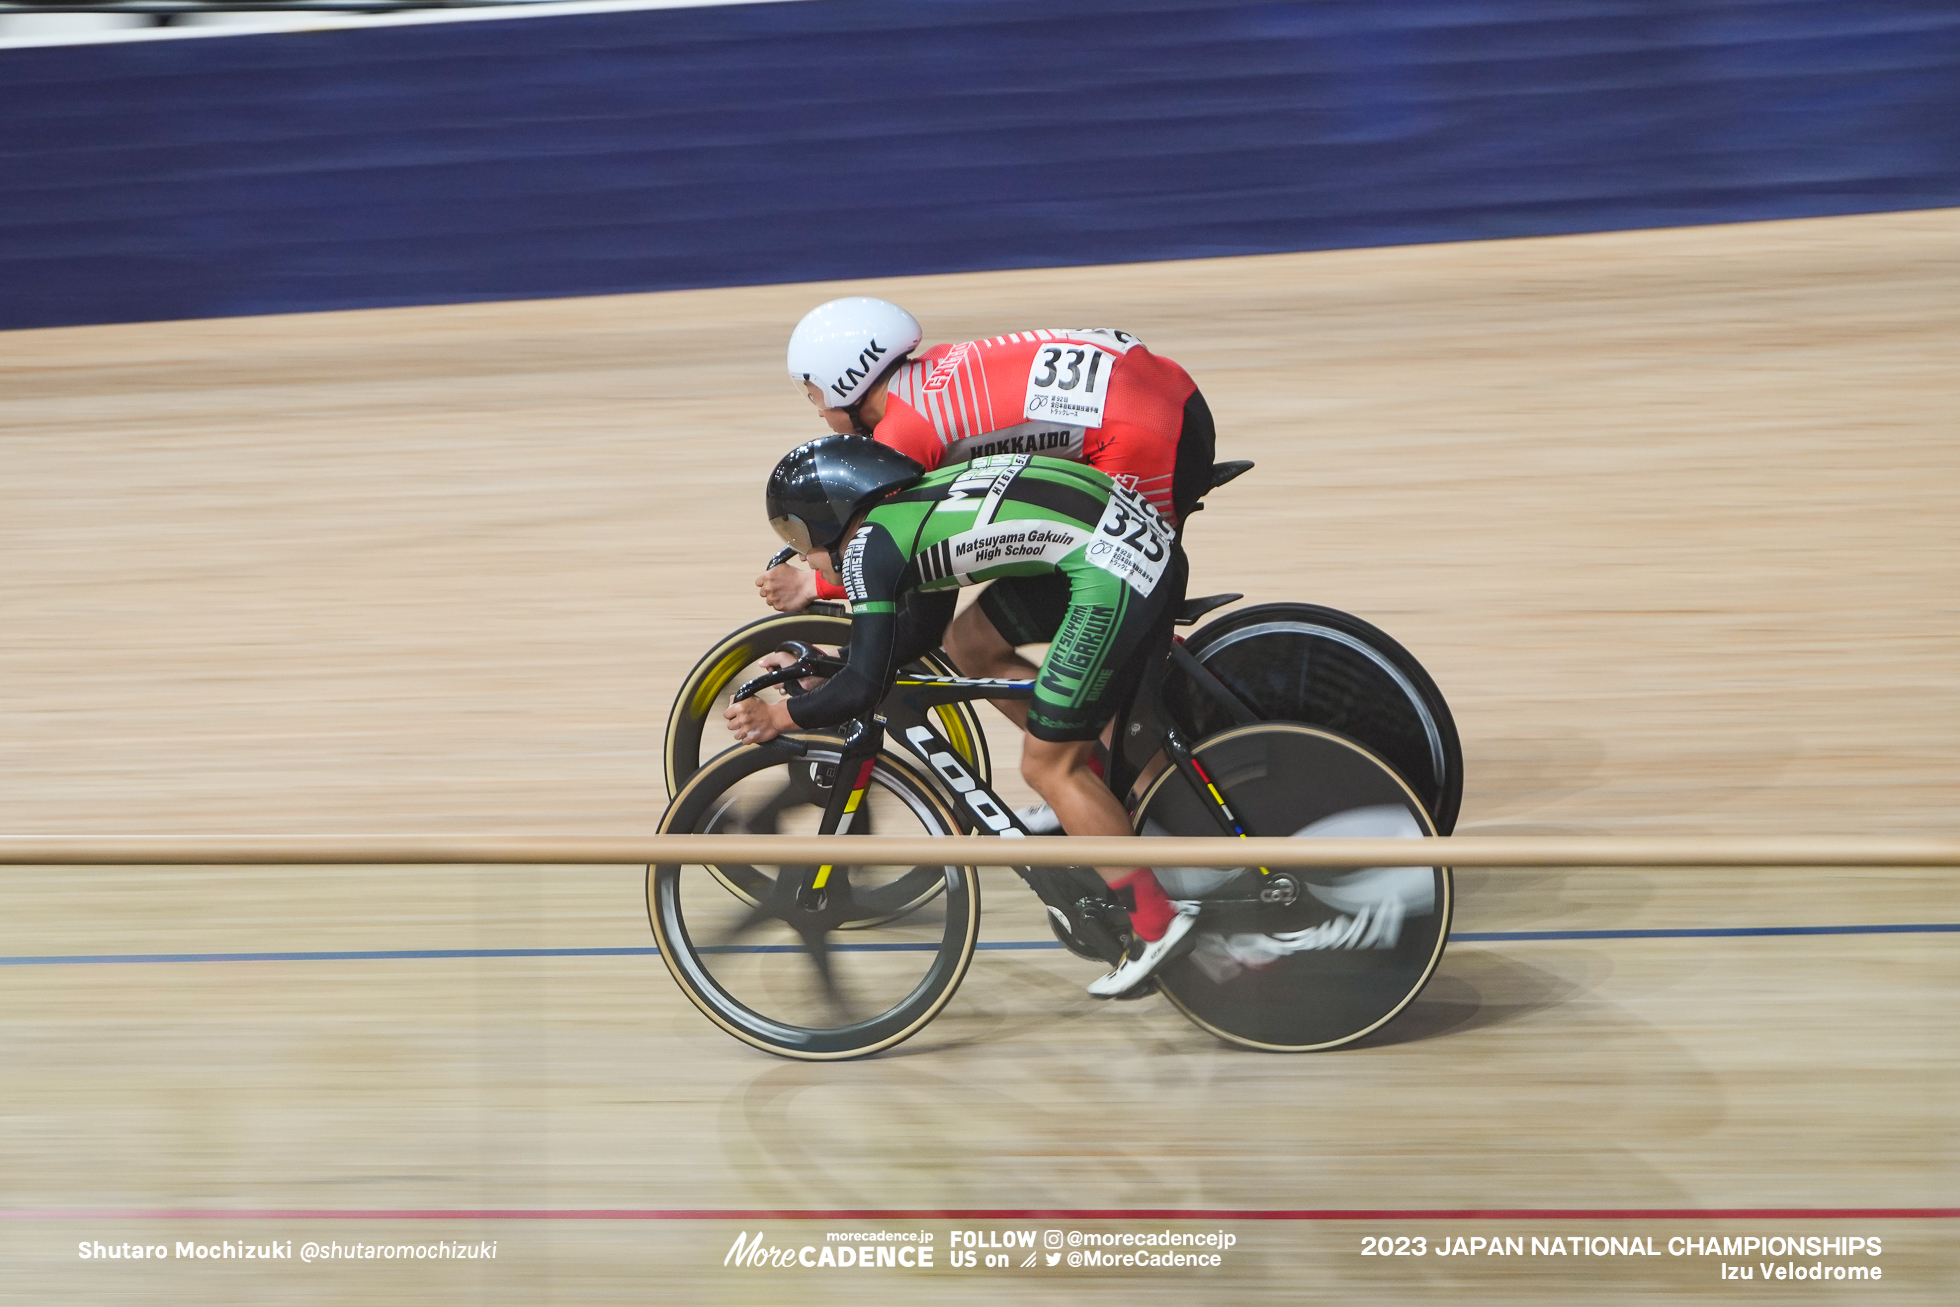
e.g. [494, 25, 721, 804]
[787, 296, 923, 409]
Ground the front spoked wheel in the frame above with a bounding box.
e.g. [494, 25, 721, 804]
[649, 738, 981, 1060]
[663, 609, 992, 796]
[1133, 723, 1451, 1052]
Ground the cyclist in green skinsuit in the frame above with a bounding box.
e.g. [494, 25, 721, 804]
[724, 436, 1198, 997]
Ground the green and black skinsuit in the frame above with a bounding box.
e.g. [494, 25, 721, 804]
[785, 454, 1183, 741]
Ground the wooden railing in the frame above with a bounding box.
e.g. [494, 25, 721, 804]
[3, 835, 1956, 868]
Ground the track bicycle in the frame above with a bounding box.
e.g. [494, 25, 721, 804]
[648, 601, 1457, 1059]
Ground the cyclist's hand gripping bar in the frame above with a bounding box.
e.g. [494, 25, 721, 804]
[772, 640, 847, 680]
[729, 642, 846, 704]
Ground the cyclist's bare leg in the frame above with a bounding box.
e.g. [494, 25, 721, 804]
[942, 602, 1034, 728]
[1021, 734, 1184, 956]
[1017, 735, 1134, 885]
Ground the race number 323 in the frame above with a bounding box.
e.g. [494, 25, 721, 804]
[1023, 343, 1118, 427]
[1087, 483, 1173, 595]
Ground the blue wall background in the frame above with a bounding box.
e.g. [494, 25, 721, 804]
[3, 0, 1957, 331]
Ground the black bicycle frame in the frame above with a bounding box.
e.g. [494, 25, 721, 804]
[725, 631, 1289, 956]
[733, 643, 1259, 854]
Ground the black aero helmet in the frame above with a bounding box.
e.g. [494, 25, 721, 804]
[766, 436, 925, 554]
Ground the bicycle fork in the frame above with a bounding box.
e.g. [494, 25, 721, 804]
[801, 712, 1027, 902]
[800, 717, 886, 910]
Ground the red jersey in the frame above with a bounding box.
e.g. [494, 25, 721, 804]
[808, 328, 1199, 600]
[874, 328, 1197, 524]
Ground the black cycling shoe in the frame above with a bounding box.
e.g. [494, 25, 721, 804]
[1024, 866, 1129, 965]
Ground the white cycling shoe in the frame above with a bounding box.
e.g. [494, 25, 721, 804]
[1087, 906, 1199, 999]
[1015, 802, 1065, 835]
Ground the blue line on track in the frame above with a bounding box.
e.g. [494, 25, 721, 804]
[0, 924, 1952, 967]
[1452, 923, 1960, 942]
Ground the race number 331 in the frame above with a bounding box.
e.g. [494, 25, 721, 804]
[1087, 483, 1174, 595]
[1023, 342, 1119, 427]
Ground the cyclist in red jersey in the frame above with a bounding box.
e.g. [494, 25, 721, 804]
[760, 298, 1217, 734]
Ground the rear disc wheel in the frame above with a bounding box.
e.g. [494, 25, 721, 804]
[1170, 603, 1463, 833]
[1133, 722, 1451, 1051]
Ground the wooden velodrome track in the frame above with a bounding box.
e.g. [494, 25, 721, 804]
[2, 209, 1956, 1303]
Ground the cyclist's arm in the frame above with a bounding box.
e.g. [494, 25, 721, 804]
[783, 522, 910, 729]
[890, 590, 957, 666]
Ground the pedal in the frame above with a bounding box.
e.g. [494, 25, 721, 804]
[1066, 897, 1130, 965]
[1021, 866, 1129, 964]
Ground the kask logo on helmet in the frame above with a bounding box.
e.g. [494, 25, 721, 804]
[829, 340, 890, 401]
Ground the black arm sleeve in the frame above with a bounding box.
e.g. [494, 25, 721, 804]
[783, 614, 894, 729]
[891, 590, 958, 668]
[784, 522, 909, 731]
